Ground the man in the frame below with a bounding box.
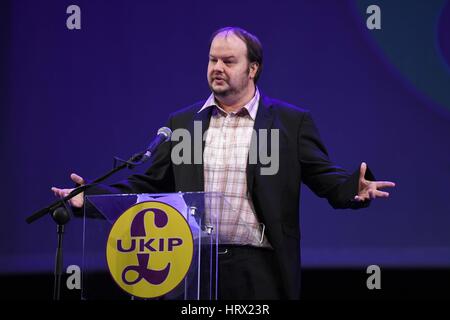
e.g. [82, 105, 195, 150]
[52, 27, 395, 299]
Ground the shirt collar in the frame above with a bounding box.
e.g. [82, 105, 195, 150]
[198, 87, 260, 120]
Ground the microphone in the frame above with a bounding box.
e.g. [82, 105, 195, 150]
[140, 127, 172, 162]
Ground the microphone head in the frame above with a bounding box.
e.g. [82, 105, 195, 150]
[52, 207, 71, 225]
[157, 127, 172, 142]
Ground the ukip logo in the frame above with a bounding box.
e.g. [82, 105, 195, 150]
[106, 201, 194, 298]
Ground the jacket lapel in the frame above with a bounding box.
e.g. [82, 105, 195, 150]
[246, 94, 274, 196]
[190, 106, 212, 191]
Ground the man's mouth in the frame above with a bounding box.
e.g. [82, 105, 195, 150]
[212, 74, 226, 81]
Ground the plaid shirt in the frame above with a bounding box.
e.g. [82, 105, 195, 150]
[199, 88, 271, 247]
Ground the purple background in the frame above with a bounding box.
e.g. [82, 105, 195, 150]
[1, 0, 450, 273]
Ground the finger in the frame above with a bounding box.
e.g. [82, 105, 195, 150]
[51, 187, 59, 197]
[51, 187, 63, 197]
[374, 181, 396, 189]
[58, 188, 71, 198]
[359, 162, 367, 181]
[369, 190, 390, 199]
[70, 173, 85, 185]
[55, 190, 65, 198]
[354, 195, 369, 202]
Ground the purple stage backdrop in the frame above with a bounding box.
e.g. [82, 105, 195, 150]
[1, 0, 449, 273]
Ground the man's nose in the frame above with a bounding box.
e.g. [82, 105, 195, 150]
[213, 60, 225, 72]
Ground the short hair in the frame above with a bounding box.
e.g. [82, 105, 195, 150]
[210, 27, 263, 84]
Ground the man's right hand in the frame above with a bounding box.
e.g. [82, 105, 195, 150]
[51, 173, 85, 208]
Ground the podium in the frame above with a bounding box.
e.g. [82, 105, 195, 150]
[81, 192, 228, 300]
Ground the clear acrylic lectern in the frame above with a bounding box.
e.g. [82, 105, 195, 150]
[81, 192, 228, 300]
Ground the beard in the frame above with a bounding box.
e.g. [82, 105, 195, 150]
[208, 75, 248, 98]
[209, 80, 233, 97]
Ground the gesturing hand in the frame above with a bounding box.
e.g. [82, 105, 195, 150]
[354, 162, 396, 202]
[51, 173, 86, 208]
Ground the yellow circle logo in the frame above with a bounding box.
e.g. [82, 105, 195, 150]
[106, 201, 193, 298]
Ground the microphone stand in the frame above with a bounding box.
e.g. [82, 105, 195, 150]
[52, 206, 70, 301]
[26, 149, 153, 300]
[26, 151, 149, 224]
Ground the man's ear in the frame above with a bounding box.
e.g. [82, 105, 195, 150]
[249, 62, 259, 79]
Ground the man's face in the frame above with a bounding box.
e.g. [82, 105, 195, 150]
[207, 32, 256, 98]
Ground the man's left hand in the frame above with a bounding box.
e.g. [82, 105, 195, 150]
[354, 162, 396, 202]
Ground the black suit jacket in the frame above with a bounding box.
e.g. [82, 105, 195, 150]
[88, 93, 374, 299]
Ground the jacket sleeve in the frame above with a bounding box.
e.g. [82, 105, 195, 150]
[298, 111, 374, 209]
